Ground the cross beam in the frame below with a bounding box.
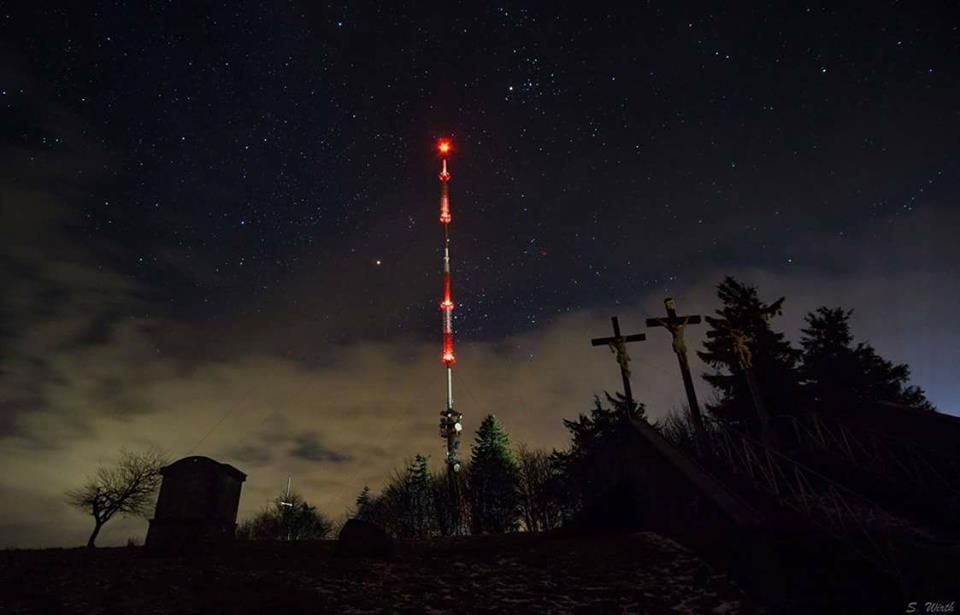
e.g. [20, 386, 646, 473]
[646, 297, 705, 434]
[591, 316, 646, 407]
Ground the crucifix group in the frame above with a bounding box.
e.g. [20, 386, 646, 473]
[590, 297, 705, 433]
[591, 297, 777, 444]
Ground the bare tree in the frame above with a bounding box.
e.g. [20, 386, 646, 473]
[65, 448, 167, 548]
[515, 444, 563, 532]
[432, 465, 470, 536]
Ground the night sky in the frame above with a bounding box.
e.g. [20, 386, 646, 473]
[1, 3, 958, 547]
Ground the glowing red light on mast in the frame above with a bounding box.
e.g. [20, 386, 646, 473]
[438, 138, 452, 224]
[435, 136, 462, 472]
[438, 137, 455, 366]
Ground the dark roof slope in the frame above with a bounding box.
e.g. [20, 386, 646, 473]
[161, 456, 247, 481]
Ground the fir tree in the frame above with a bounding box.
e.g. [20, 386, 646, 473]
[552, 392, 644, 516]
[697, 276, 802, 429]
[561, 392, 644, 461]
[405, 454, 436, 537]
[800, 306, 934, 412]
[468, 415, 520, 534]
[354, 485, 374, 521]
[373, 454, 437, 538]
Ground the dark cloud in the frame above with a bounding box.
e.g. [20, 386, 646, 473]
[226, 444, 274, 467]
[0, 201, 956, 548]
[288, 432, 351, 464]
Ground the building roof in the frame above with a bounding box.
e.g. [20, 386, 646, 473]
[161, 456, 247, 481]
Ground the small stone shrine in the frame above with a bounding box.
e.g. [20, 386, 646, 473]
[145, 456, 246, 550]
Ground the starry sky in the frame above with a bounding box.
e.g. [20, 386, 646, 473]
[1, 3, 958, 547]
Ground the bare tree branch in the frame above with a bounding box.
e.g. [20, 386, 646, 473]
[65, 447, 167, 547]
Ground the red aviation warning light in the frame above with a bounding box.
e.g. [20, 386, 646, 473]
[436, 136, 462, 472]
[441, 272, 455, 366]
[440, 214, 455, 367]
[438, 138, 452, 223]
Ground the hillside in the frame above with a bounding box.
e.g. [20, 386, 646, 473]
[0, 532, 754, 614]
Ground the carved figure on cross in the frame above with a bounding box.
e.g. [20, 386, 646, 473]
[646, 297, 705, 434]
[648, 298, 700, 358]
[609, 337, 631, 379]
[723, 326, 774, 445]
[591, 316, 646, 409]
[729, 328, 753, 369]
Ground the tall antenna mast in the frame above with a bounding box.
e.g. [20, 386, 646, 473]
[436, 138, 463, 472]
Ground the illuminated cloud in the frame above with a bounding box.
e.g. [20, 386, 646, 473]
[0, 60, 956, 548]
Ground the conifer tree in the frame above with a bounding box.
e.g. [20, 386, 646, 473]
[561, 392, 644, 460]
[468, 415, 520, 534]
[373, 454, 437, 538]
[406, 454, 436, 537]
[697, 276, 802, 429]
[354, 485, 374, 521]
[552, 392, 644, 516]
[800, 306, 934, 412]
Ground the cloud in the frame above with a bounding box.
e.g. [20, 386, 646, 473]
[0, 129, 956, 548]
[226, 444, 274, 467]
[3, 40, 956, 550]
[288, 432, 351, 463]
[3, 233, 956, 549]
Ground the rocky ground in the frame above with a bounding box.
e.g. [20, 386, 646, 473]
[0, 532, 759, 614]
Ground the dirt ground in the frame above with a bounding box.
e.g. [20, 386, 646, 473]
[0, 532, 758, 614]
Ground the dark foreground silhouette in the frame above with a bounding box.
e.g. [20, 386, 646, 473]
[1, 533, 754, 614]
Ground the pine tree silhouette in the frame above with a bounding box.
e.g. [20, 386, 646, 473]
[469, 415, 520, 534]
[549, 392, 646, 522]
[800, 306, 935, 412]
[354, 485, 374, 521]
[698, 276, 802, 430]
[561, 392, 645, 459]
[406, 454, 436, 537]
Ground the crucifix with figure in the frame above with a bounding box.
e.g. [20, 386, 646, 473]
[728, 327, 775, 446]
[591, 316, 646, 411]
[646, 297, 705, 435]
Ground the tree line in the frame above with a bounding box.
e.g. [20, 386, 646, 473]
[344, 276, 937, 538]
[698, 276, 933, 434]
[66, 276, 936, 544]
[350, 415, 564, 537]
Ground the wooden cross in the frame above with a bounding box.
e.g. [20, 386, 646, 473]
[646, 297, 705, 434]
[591, 316, 646, 408]
[728, 328, 774, 445]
